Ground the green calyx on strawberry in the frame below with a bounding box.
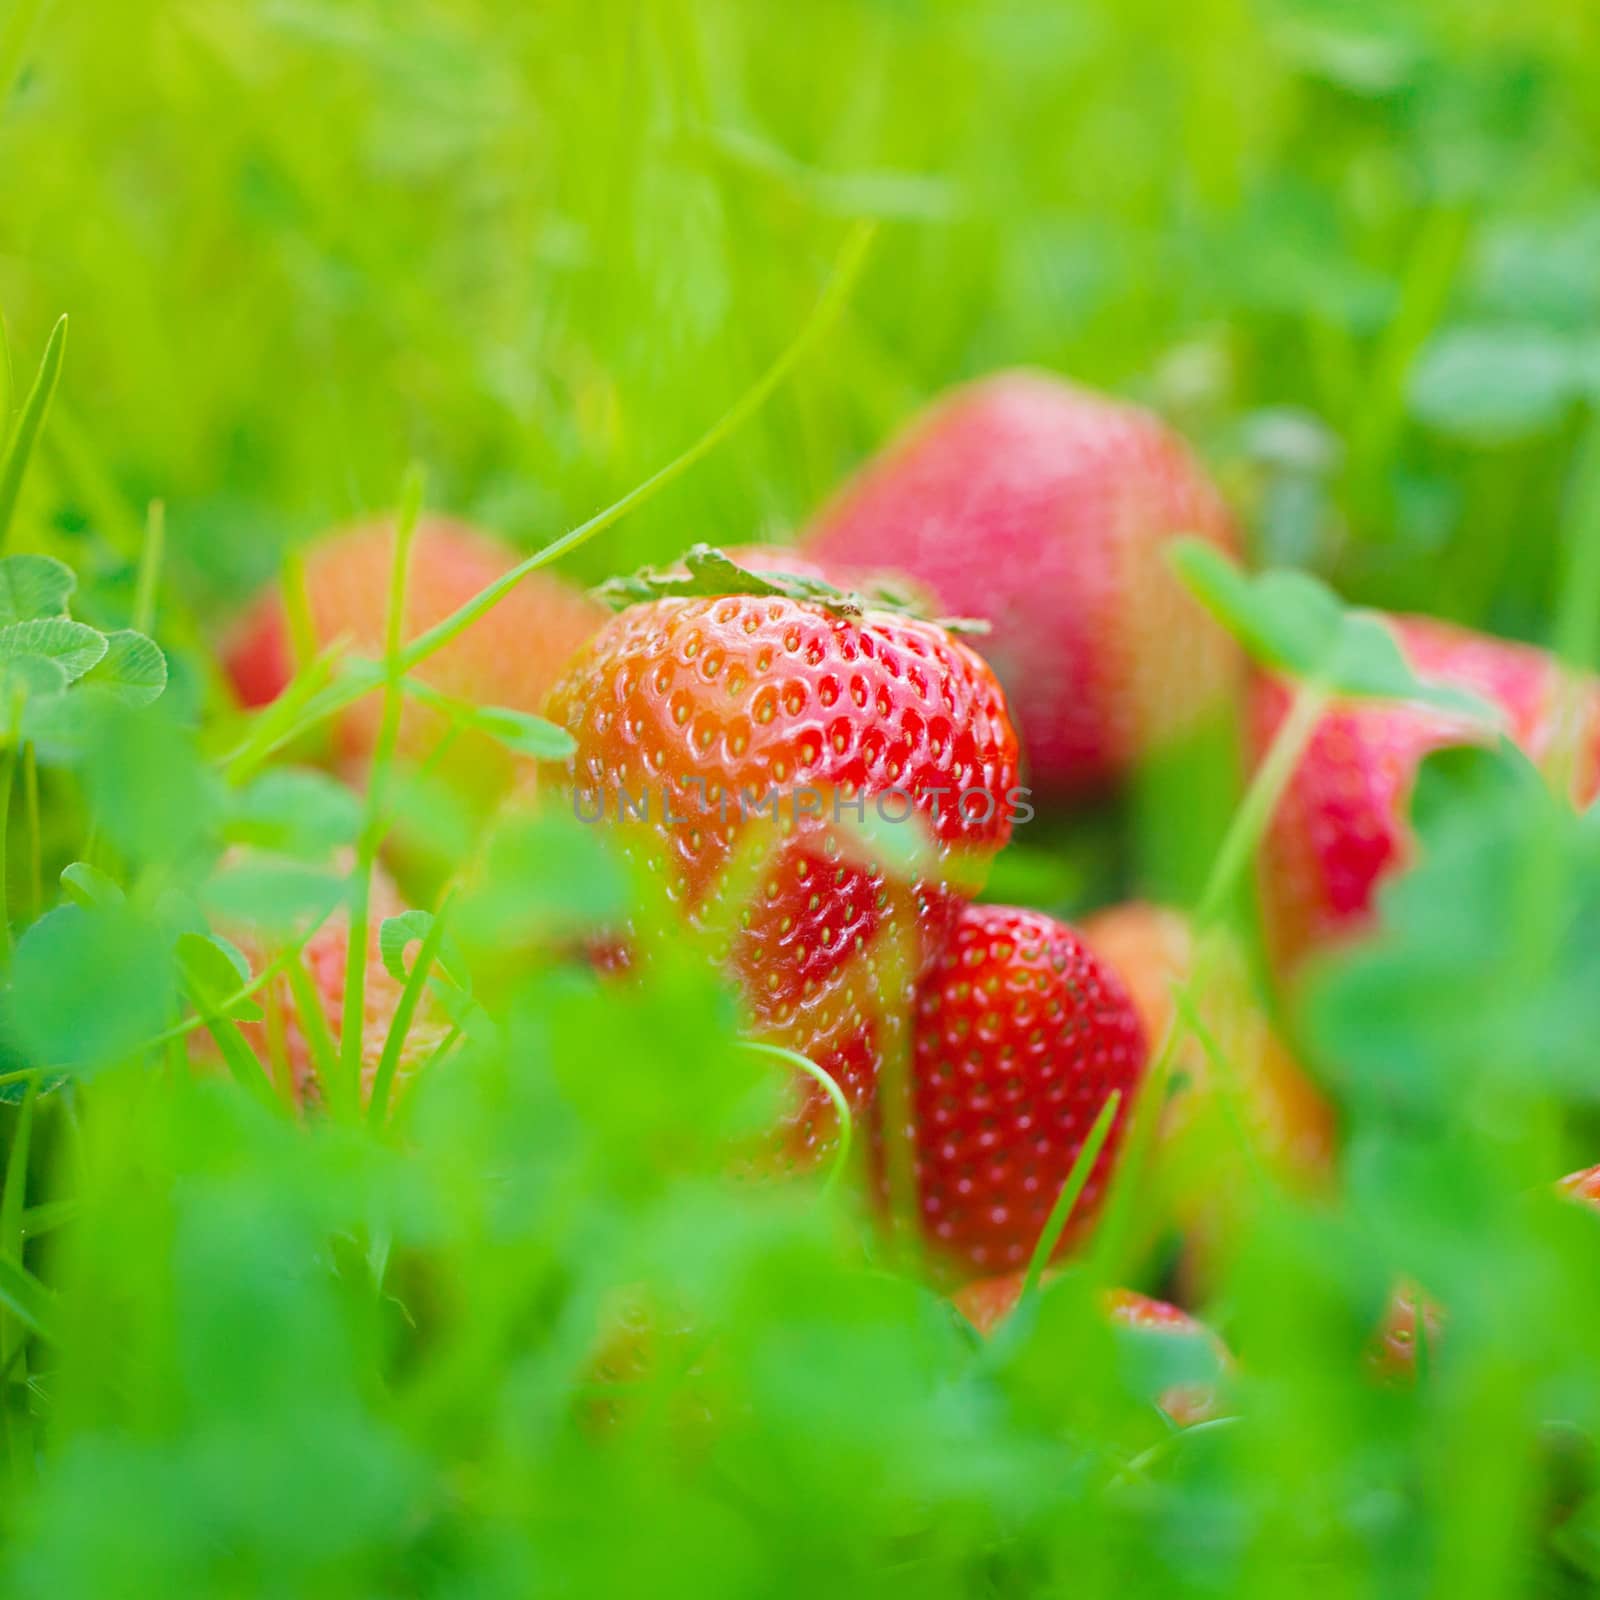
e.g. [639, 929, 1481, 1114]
[902, 902, 1147, 1278]
[545, 553, 1023, 1167]
[595, 543, 990, 635]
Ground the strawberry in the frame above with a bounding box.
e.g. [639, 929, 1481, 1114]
[953, 1272, 1229, 1426]
[1255, 614, 1600, 975]
[1369, 1281, 1447, 1385]
[224, 516, 606, 775]
[223, 862, 446, 1112]
[1372, 1171, 1599, 1385]
[903, 903, 1146, 1278]
[804, 371, 1241, 796]
[1080, 901, 1337, 1283]
[1560, 1165, 1600, 1207]
[544, 569, 1022, 1165]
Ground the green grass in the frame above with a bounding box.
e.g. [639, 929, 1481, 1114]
[2, 1, 1600, 1595]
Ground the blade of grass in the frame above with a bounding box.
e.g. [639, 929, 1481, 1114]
[1021, 1088, 1122, 1301]
[367, 888, 454, 1129]
[21, 741, 38, 922]
[285, 951, 341, 1108]
[741, 1040, 853, 1195]
[219, 223, 875, 775]
[0, 314, 67, 551]
[400, 223, 874, 674]
[133, 499, 166, 635]
[0, 1073, 38, 1467]
[1094, 681, 1329, 1281]
[0, 1257, 60, 1347]
[19, 1199, 80, 1243]
[341, 464, 425, 1120]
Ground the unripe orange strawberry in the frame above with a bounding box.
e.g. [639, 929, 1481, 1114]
[224, 516, 606, 778]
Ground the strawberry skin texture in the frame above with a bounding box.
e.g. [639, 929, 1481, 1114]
[545, 593, 1021, 1163]
[223, 517, 606, 769]
[804, 371, 1241, 796]
[906, 903, 1146, 1278]
[953, 1274, 1228, 1425]
[1255, 615, 1600, 974]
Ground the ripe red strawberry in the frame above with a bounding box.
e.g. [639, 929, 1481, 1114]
[1079, 902, 1336, 1281]
[804, 371, 1241, 796]
[1559, 1166, 1600, 1208]
[224, 516, 606, 774]
[953, 1273, 1229, 1426]
[224, 863, 446, 1112]
[904, 903, 1146, 1277]
[544, 580, 1022, 1165]
[1255, 615, 1600, 975]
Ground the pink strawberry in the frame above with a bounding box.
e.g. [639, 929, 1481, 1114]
[804, 371, 1241, 796]
[224, 516, 606, 775]
[1254, 615, 1600, 974]
[224, 862, 446, 1112]
[903, 902, 1146, 1278]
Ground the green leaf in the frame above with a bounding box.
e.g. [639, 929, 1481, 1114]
[176, 931, 263, 1022]
[469, 705, 577, 760]
[227, 768, 362, 859]
[81, 628, 167, 705]
[7, 904, 175, 1072]
[1303, 742, 1600, 1109]
[379, 908, 467, 988]
[379, 910, 434, 983]
[0, 617, 108, 683]
[1410, 325, 1576, 443]
[0, 553, 74, 624]
[59, 860, 124, 908]
[1171, 541, 1502, 719]
[1171, 540, 1342, 674]
[0, 313, 66, 551]
[201, 858, 346, 936]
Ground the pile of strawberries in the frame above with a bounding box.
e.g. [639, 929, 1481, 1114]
[223, 369, 1600, 1403]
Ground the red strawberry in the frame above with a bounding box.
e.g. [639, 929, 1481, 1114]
[1255, 615, 1600, 974]
[953, 1272, 1229, 1426]
[545, 583, 1022, 1166]
[1559, 1165, 1600, 1208]
[224, 862, 446, 1112]
[804, 371, 1241, 796]
[904, 903, 1146, 1278]
[224, 516, 606, 775]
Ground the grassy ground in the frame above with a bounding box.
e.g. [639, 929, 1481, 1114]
[3, 1, 1600, 1595]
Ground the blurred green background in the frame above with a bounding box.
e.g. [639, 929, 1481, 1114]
[5, 0, 1599, 635]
